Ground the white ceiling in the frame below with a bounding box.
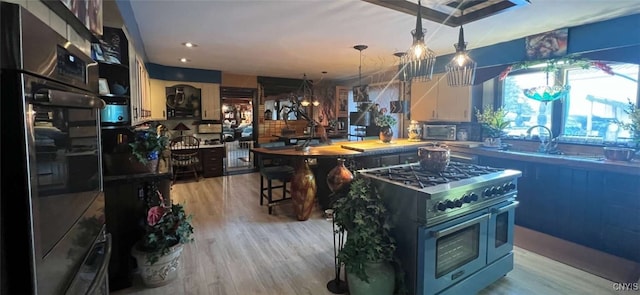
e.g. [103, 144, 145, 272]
[126, 0, 640, 81]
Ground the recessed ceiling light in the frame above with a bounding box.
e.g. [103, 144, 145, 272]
[182, 42, 197, 48]
[180, 58, 190, 63]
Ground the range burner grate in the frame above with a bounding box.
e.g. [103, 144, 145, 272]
[368, 162, 504, 189]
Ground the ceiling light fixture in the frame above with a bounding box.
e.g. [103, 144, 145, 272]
[179, 58, 190, 63]
[296, 73, 314, 107]
[400, 0, 436, 82]
[182, 42, 197, 48]
[354, 44, 369, 102]
[445, 11, 477, 87]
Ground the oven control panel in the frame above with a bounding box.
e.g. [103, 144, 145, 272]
[429, 180, 518, 216]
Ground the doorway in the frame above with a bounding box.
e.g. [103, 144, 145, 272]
[220, 87, 257, 173]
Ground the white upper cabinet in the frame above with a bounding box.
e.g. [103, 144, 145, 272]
[149, 79, 167, 120]
[410, 74, 472, 122]
[201, 83, 221, 120]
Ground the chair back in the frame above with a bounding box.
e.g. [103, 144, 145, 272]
[170, 135, 200, 165]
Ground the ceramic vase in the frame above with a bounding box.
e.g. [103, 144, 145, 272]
[131, 243, 184, 288]
[407, 120, 422, 141]
[291, 159, 316, 221]
[347, 261, 395, 295]
[379, 126, 393, 143]
[326, 158, 354, 193]
[146, 158, 159, 173]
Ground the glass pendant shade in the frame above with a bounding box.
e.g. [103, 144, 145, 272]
[399, 0, 435, 82]
[523, 71, 569, 103]
[445, 26, 476, 87]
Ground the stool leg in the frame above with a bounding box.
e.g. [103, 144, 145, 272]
[268, 178, 274, 215]
[282, 180, 287, 200]
[260, 175, 265, 206]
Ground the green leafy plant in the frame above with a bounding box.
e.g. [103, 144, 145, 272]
[374, 107, 397, 128]
[129, 123, 169, 164]
[333, 177, 396, 282]
[615, 99, 640, 147]
[138, 188, 194, 264]
[475, 105, 511, 138]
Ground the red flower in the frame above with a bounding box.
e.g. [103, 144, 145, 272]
[592, 62, 614, 75]
[499, 66, 513, 81]
[147, 205, 166, 226]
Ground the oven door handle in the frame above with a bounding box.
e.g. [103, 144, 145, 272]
[33, 89, 105, 109]
[430, 214, 490, 238]
[86, 233, 112, 295]
[490, 201, 520, 214]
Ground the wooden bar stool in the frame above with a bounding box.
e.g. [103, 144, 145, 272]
[258, 142, 294, 214]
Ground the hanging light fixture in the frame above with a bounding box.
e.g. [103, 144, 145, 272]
[353, 44, 369, 102]
[393, 52, 408, 82]
[445, 11, 477, 87]
[400, 0, 436, 82]
[523, 70, 570, 103]
[296, 73, 314, 107]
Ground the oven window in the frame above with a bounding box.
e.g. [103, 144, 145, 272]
[495, 212, 509, 248]
[435, 223, 480, 278]
[33, 105, 101, 256]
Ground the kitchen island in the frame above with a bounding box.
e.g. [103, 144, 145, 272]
[251, 139, 432, 212]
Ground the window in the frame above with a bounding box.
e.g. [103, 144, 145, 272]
[501, 62, 639, 142]
[563, 63, 638, 139]
[501, 71, 554, 137]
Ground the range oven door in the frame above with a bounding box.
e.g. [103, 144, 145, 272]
[419, 209, 489, 295]
[487, 200, 519, 263]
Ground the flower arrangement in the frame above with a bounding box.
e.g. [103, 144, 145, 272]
[374, 107, 397, 128]
[129, 123, 169, 164]
[138, 189, 194, 264]
[475, 105, 511, 138]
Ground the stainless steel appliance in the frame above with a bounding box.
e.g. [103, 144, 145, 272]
[1, 3, 110, 294]
[423, 124, 457, 141]
[359, 162, 521, 295]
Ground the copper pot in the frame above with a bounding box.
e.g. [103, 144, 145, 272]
[418, 143, 450, 172]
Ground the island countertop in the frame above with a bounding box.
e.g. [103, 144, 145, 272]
[251, 139, 433, 158]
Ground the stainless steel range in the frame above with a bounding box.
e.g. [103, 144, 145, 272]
[359, 162, 522, 295]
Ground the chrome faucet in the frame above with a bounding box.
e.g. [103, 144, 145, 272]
[526, 125, 559, 154]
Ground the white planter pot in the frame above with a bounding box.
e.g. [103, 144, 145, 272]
[131, 244, 184, 288]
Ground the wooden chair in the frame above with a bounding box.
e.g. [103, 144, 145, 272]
[170, 135, 200, 183]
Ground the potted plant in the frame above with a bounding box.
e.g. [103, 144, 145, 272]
[616, 99, 640, 148]
[374, 107, 397, 143]
[475, 105, 511, 147]
[129, 123, 169, 173]
[131, 187, 194, 287]
[333, 177, 397, 295]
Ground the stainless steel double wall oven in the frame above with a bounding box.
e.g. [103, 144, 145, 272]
[1, 3, 110, 294]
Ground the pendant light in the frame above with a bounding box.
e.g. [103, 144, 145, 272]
[445, 11, 477, 87]
[297, 73, 314, 107]
[353, 44, 369, 102]
[400, 0, 436, 82]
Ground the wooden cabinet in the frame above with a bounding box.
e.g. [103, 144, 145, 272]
[200, 147, 224, 177]
[149, 78, 167, 120]
[410, 74, 472, 122]
[201, 83, 221, 120]
[129, 53, 151, 124]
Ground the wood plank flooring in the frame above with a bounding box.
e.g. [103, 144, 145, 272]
[112, 173, 637, 295]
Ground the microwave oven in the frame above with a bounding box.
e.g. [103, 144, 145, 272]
[423, 124, 456, 140]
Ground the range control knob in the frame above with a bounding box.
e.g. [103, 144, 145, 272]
[436, 202, 447, 211]
[483, 188, 492, 197]
[469, 193, 479, 201]
[446, 200, 455, 209]
[454, 199, 464, 207]
[508, 183, 516, 190]
[462, 194, 472, 203]
[503, 183, 511, 192]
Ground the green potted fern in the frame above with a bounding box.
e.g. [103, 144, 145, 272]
[475, 105, 511, 147]
[333, 177, 397, 295]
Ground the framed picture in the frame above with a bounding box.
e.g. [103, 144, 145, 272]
[98, 78, 110, 95]
[526, 28, 568, 60]
[353, 85, 369, 102]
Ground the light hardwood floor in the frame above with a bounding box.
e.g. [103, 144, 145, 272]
[112, 173, 637, 295]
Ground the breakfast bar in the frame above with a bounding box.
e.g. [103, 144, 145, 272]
[251, 139, 434, 217]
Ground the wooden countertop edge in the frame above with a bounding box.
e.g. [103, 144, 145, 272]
[450, 146, 640, 175]
[251, 139, 432, 158]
